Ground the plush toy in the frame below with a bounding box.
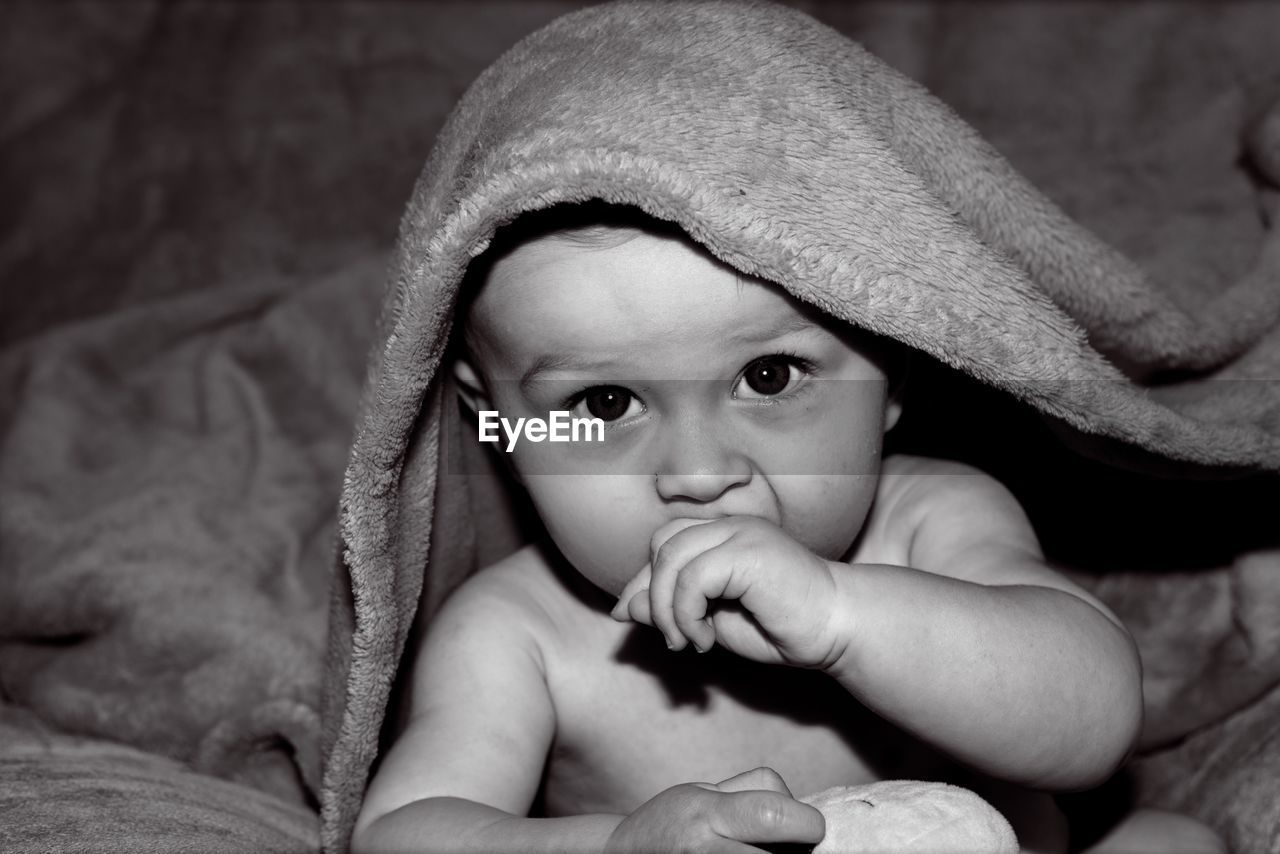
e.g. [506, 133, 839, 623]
[802, 781, 1018, 853]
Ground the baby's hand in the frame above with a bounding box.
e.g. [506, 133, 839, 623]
[605, 767, 825, 854]
[611, 516, 846, 668]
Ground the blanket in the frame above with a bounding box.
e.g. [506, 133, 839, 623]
[0, 704, 317, 853]
[319, 1, 1280, 852]
[0, 259, 383, 806]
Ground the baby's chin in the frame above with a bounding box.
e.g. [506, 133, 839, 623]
[588, 561, 647, 599]
[549, 541, 647, 600]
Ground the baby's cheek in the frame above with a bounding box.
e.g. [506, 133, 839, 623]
[778, 475, 879, 560]
[563, 522, 648, 592]
[524, 477, 653, 594]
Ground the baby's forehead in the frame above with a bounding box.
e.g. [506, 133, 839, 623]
[467, 205, 773, 311]
[465, 224, 811, 349]
[458, 204, 897, 379]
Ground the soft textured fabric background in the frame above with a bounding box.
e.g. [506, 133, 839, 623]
[7, 1, 1278, 342]
[3, 1, 1279, 851]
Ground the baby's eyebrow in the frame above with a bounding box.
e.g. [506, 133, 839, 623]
[519, 353, 609, 391]
[728, 311, 821, 343]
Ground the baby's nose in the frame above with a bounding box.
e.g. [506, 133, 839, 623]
[653, 426, 752, 502]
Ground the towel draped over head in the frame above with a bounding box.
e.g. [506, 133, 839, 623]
[318, 1, 1280, 849]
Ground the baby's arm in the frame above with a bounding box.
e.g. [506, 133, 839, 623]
[618, 460, 1141, 792]
[829, 461, 1141, 790]
[352, 559, 823, 854]
[350, 568, 610, 853]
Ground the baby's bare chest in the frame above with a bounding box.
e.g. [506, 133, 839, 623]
[536, 625, 939, 817]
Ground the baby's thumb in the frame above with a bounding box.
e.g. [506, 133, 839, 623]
[710, 789, 825, 846]
[650, 516, 715, 559]
[610, 564, 652, 622]
[713, 767, 793, 797]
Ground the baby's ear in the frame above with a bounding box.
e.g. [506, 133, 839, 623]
[884, 395, 904, 433]
[453, 358, 492, 415]
[453, 356, 525, 488]
[883, 349, 910, 433]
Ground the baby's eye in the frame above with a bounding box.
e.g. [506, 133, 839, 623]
[568, 386, 642, 422]
[734, 355, 807, 399]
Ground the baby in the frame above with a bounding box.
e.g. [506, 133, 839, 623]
[350, 206, 1223, 854]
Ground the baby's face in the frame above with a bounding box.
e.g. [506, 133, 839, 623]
[461, 227, 898, 596]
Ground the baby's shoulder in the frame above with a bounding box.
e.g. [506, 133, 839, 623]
[877, 453, 1015, 511]
[433, 542, 607, 657]
[873, 454, 1040, 572]
[880, 453, 1018, 514]
[439, 543, 567, 629]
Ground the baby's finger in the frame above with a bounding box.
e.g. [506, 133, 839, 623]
[649, 519, 730, 650]
[711, 790, 826, 846]
[646, 558, 685, 652]
[650, 516, 717, 556]
[625, 589, 653, 626]
[714, 767, 794, 797]
[671, 549, 743, 653]
[610, 564, 653, 622]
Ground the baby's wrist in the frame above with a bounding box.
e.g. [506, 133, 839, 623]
[818, 560, 867, 680]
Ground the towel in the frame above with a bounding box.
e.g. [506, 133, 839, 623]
[319, 1, 1280, 851]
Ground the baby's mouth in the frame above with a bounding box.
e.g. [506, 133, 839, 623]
[666, 509, 776, 524]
